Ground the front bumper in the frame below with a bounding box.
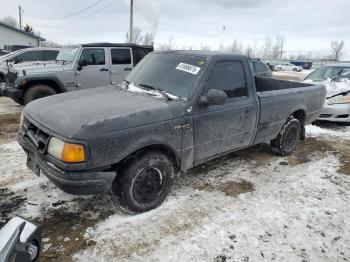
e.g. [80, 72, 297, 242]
[0, 83, 24, 101]
[17, 132, 117, 195]
[318, 103, 350, 123]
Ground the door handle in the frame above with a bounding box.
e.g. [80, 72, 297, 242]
[100, 68, 108, 72]
[124, 67, 132, 71]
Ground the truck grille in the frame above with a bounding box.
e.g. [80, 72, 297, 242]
[22, 117, 50, 153]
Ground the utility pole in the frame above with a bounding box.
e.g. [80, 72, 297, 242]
[129, 0, 133, 43]
[19, 5, 22, 29]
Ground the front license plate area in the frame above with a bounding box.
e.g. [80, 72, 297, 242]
[27, 153, 40, 176]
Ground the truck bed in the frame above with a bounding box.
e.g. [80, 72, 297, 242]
[255, 77, 312, 92]
[253, 77, 326, 144]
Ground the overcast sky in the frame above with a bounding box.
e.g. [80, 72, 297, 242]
[2, 0, 350, 59]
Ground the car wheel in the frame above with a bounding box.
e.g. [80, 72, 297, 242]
[112, 151, 175, 213]
[23, 84, 57, 105]
[293, 68, 297, 72]
[271, 116, 301, 156]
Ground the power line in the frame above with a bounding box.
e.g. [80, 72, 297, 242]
[23, 0, 105, 20]
[25, 0, 117, 28]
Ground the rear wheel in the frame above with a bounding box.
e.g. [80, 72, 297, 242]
[112, 151, 175, 213]
[23, 84, 57, 105]
[293, 68, 297, 72]
[271, 117, 301, 156]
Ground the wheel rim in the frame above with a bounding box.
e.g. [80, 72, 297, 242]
[284, 126, 299, 151]
[132, 167, 165, 204]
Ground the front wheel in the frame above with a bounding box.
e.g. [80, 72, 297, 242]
[271, 117, 301, 156]
[112, 151, 175, 213]
[23, 84, 57, 105]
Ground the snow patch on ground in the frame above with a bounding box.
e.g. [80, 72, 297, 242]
[306, 124, 350, 140]
[74, 153, 350, 262]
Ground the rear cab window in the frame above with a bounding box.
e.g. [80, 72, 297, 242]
[111, 48, 132, 64]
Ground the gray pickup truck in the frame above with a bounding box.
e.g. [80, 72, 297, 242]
[1, 43, 153, 105]
[17, 51, 326, 213]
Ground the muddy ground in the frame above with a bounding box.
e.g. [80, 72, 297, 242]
[0, 95, 349, 261]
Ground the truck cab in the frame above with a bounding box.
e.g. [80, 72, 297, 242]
[1, 43, 153, 105]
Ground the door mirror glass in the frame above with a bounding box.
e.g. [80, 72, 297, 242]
[198, 89, 227, 106]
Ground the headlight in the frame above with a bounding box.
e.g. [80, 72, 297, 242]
[327, 96, 350, 105]
[48, 137, 86, 163]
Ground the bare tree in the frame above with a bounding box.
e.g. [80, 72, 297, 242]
[330, 40, 345, 61]
[157, 37, 176, 51]
[143, 33, 154, 45]
[1, 16, 18, 28]
[245, 45, 254, 58]
[125, 27, 144, 44]
[271, 34, 285, 59]
[228, 40, 243, 54]
[261, 37, 272, 59]
[200, 44, 211, 51]
[24, 24, 33, 33]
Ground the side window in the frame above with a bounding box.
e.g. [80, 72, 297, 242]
[41, 50, 59, 61]
[338, 68, 350, 81]
[206, 61, 248, 99]
[111, 49, 131, 64]
[79, 48, 105, 65]
[254, 62, 267, 72]
[10, 51, 41, 63]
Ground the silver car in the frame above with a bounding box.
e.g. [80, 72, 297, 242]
[0, 47, 60, 82]
[304, 64, 350, 122]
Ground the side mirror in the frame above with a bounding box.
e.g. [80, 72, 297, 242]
[77, 60, 88, 71]
[198, 89, 227, 106]
[0, 217, 42, 262]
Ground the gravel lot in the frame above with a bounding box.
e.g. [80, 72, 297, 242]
[1, 96, 349, 262]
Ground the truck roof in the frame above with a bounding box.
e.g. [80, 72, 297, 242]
[81, 42, 153, 49]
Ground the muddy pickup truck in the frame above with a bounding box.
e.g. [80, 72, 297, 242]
[17, 51, 326, 213]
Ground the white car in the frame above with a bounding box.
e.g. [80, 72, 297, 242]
[275, 63, 303, 72]
[304, 64, 350, 123]
[0, 47, 60, 82]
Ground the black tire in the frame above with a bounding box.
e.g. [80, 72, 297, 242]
[112, 151, 175, 213]
[271, 117, 301, 156]
[293, 68, 297, 72]
[23, 84, 57, 105]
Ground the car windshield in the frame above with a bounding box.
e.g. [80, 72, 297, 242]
[305, 66, 342, 82]
[56, 47, 78, 63]
[126, 53, 208, 98]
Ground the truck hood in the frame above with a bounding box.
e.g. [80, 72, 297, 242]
[24, 86, 186, 139]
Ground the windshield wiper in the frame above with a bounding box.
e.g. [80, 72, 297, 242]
[138, 83, 173, 101]
[327, 89, 350, 99]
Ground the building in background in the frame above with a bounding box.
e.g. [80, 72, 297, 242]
[0, 21, 45, 51]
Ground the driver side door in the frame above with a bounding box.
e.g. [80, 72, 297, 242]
[193, 61, 255, 163]
[75, 47, 110, 89]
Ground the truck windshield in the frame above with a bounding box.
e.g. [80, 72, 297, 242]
[126, 53, 208, 98]
[56, 47, 79, 63]
[305, 67, 342, 82]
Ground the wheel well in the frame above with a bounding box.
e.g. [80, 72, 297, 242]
[24, 80, 63, 94]
[292, 110, 306, 125]
[117, 144, 180, 173]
